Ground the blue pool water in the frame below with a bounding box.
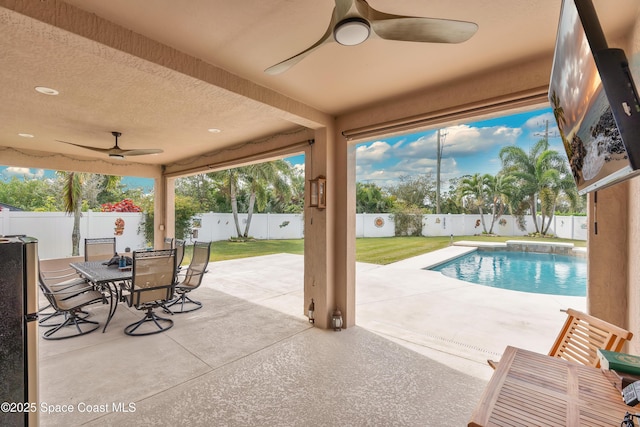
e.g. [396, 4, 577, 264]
[430, 250, 587, 296]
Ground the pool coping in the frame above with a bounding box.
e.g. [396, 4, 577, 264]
[453, 240, 587, 258]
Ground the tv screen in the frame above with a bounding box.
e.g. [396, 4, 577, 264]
[548, 0, 640, 194]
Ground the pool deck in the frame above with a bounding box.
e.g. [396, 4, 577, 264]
[37, 246, 588, 426]
[355, 244, 587, 380]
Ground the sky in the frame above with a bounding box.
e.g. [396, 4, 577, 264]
[0, 106, 562, 192]
[0, 167, 154, 192]
[286, 106, 562, 188]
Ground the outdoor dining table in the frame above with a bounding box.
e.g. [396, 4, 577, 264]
[468, 345, 633, 426]
[70, 261, 132, 333]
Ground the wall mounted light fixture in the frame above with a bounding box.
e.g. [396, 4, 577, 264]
[309, 176, 326, 209]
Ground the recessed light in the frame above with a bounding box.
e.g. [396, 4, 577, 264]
[35, 86, 59, 96]
[18, 133, 34, 138]
[208, 128, 221, 133]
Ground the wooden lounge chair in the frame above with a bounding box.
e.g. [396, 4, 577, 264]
[488, 308, 633, 369]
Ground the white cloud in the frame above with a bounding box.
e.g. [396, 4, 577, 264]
[292, 163, 305, 174]
[356, 156, 460, 188]
[3, 167, 45, 179]
[523, 111, 555, 130]
[398, 124, 521, 159]
[355, 140, 392, 164]
[523, 111, 561, 140]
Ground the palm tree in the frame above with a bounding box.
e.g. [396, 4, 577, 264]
[59, 172, 119, 256]
[485, 173, 517, 234]
[239, 160, 292, 238]
[459, 173, 490, 233]
[211, 160, 294, 240]
[499, 138, 576, 235]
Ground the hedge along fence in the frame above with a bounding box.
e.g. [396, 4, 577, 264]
[0, 209, 587, 260]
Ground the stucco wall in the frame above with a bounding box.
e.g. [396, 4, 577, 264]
[624, 12, 640, 355]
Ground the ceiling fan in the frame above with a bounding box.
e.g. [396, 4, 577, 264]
[265, 0, 478, 75]
[56, 131, 163, 159]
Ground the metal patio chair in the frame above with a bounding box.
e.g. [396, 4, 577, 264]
[121, 249, 177, 336]
[163, 237, 174, 249]
[84, 237, 116, 262]
[175, 239, 186, 271]
[38, 258, 93, 327]
[165, 241, 211, 313]
[38, 274, 105, 340]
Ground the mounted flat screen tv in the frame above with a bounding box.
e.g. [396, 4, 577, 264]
[548, 0, 640, 194]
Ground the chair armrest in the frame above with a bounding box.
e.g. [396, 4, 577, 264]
[119, 280, 133, 306]
[42, 266, 76, 275]
[46, 283, 93, 296]
[42, 270, 81, 282]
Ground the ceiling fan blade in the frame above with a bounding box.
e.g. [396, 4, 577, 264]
[357, 0, 477, 44]
[265, 28, 334, 75]
[371, 17, 478, 44]
[57, 135, 162, 158]
[265, 1, 351, 75]
[56, 140, 110, 154]
[116, 148, 163, 156]
[267, 0, 478, 74]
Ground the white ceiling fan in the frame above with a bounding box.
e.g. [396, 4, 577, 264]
[265, 0, 478, 75]
[56, 131, 163, 159]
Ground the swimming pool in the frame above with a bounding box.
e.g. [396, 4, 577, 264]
[429, 250, 587, 296]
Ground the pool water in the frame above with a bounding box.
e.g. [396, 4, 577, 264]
[430, 250, 587, 296]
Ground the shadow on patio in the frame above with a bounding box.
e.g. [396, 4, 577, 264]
[39, 252, 585, 426]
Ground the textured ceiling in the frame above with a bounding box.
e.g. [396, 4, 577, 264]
[0, 0, 638, 170]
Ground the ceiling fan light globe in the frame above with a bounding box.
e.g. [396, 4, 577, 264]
[109, 153, 125, 159]
[334, 18, 370, 46]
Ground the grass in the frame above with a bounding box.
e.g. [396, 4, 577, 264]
[182, 235, 586, 266]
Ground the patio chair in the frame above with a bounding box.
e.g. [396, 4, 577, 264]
[84, 237, 116, 262]
[175, 239, 186, 270]
[165, 241, 211, 313]
[488, 308, 633, 369]
[38, 275, 105, 340]
[121, 249, 177, 335]
[38, 258, 93, 327]
[163, 237, 174, 249]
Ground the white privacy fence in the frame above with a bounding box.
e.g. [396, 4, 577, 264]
[0, 209, 587, 260]
[355, 213, 587, 240]
[0, 210, 146, 259]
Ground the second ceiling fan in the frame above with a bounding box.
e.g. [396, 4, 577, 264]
[265, 0, 478, 75]
[57, 131, 163, 159]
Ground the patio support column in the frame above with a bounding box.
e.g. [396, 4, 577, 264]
[304, 125, 356, 329]
[305, 128, 332, 329]
[153, 174, 171, 249]
[165, 177, 176, 241]
[333, 134, 356, 328]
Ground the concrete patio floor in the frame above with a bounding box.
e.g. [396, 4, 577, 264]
[38, 248, 586, 426]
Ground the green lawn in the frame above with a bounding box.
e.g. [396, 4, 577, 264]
[183, 235, 586, 266]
